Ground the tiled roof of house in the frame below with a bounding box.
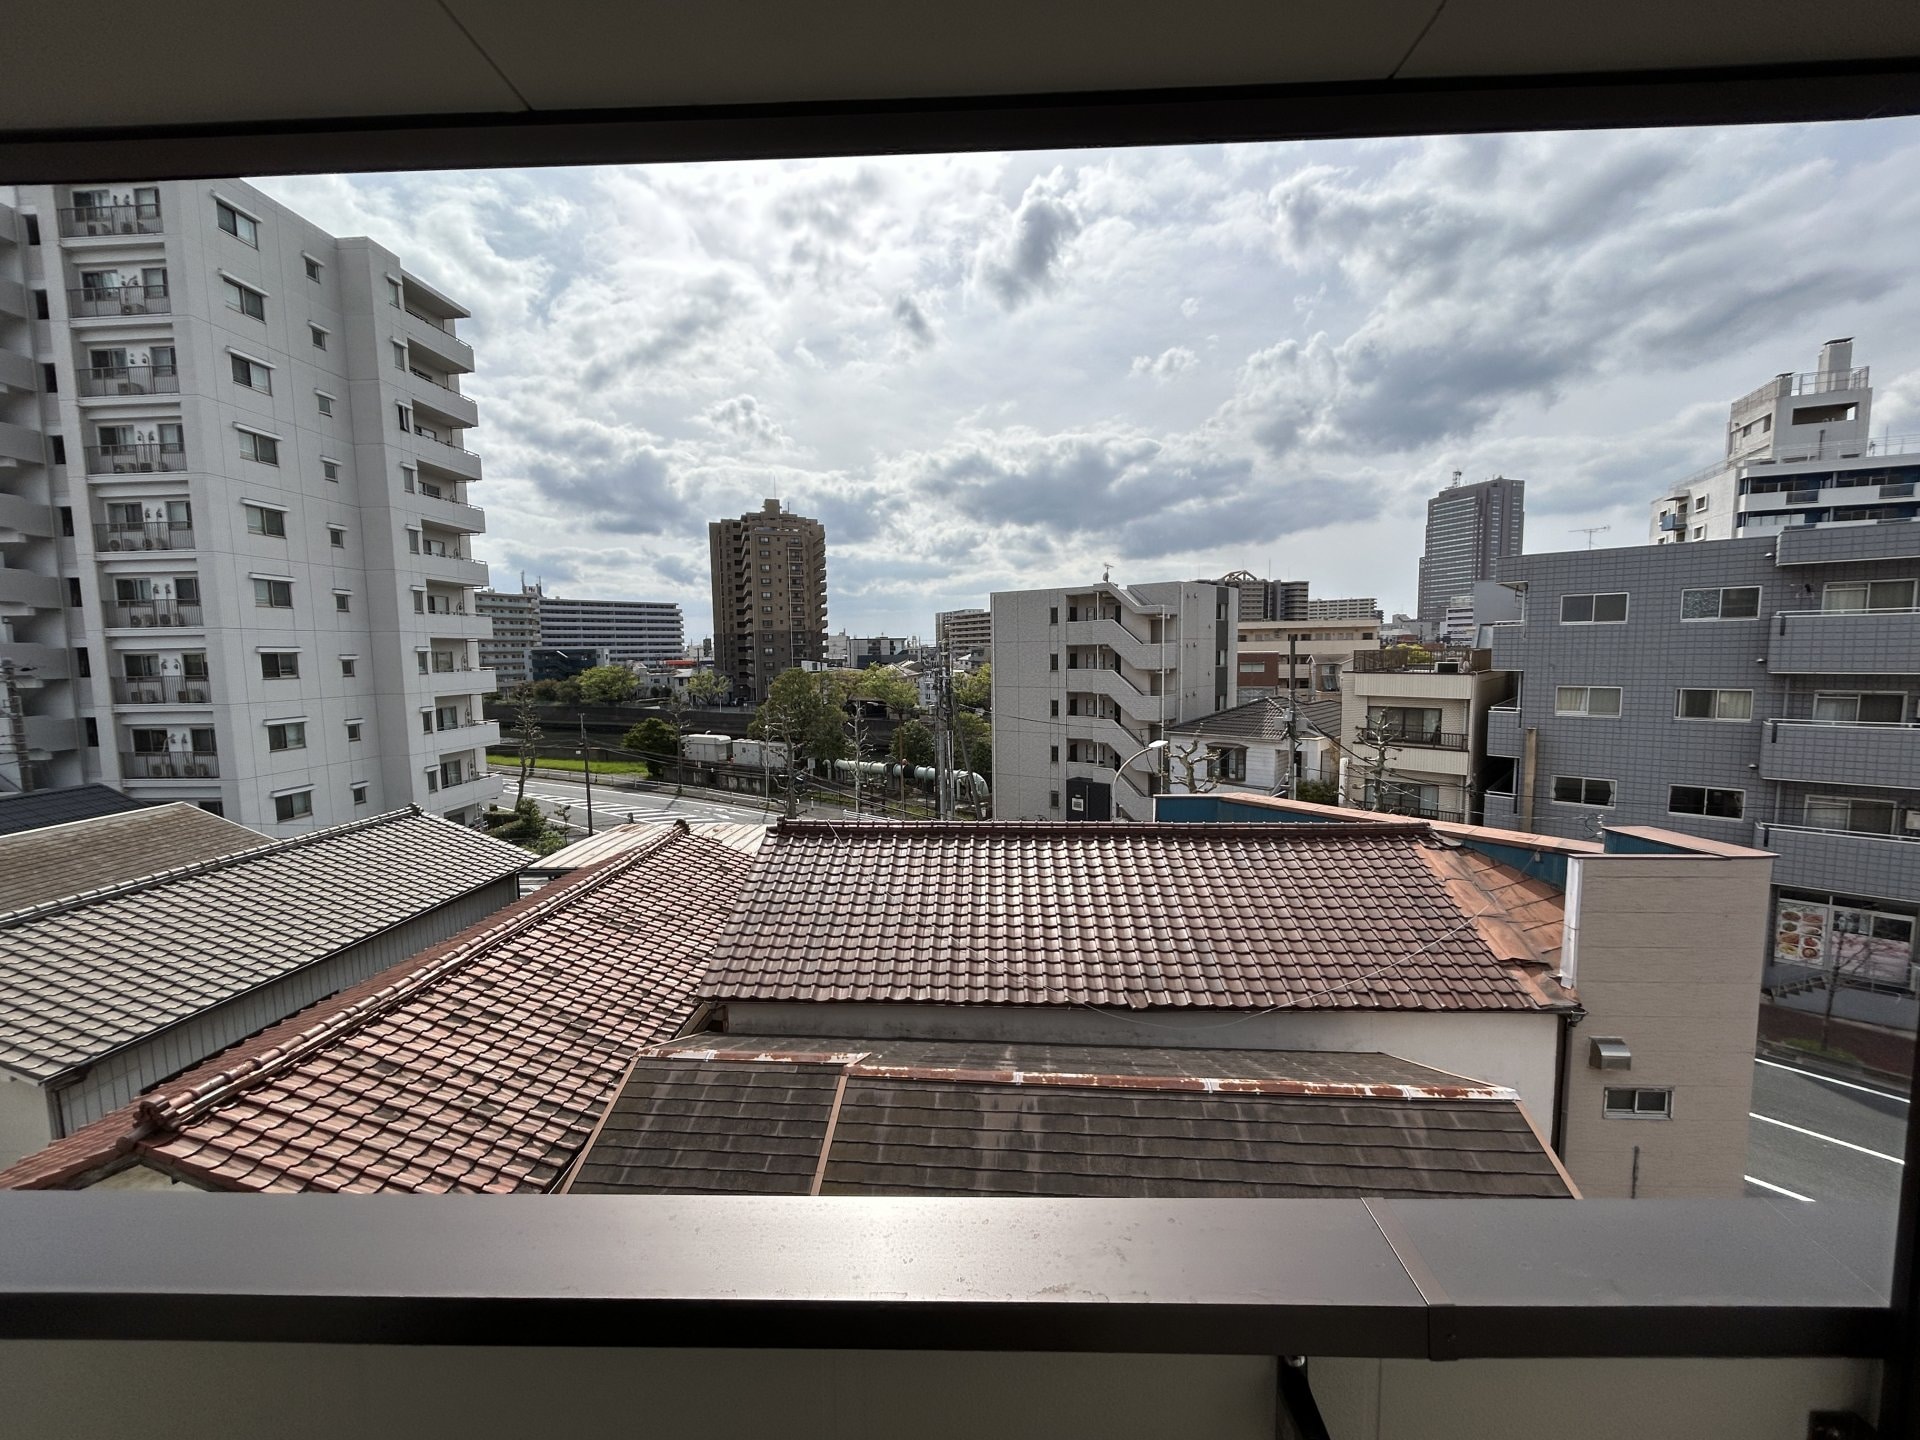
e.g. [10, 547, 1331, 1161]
[0, 823, 756, 1193]
[566, 1035, 1575, 1199]
[1168, 696, 1344, 743]
[0, 808, 528, 1084]
[703, 820, 1571, 1013]
[537, 819, 768, 871]
[0, 802, 263, 914]
[0, 784, 143, 838]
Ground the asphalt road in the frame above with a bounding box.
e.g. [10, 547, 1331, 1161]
[505, 772, 781, 834]
[1744, 1056, 1907, 1208]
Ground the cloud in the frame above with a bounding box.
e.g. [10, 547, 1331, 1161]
[893, 294, 936, 348]
[975, 174, 1082, 310]
[1130, 347, 1199, 382]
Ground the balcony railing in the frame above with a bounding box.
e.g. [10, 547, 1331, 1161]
[404, 305, 455, 333]
[58, 202, 163, 238]
[65, 284, 170, 318]
[107, 601, 203, 628]
[1350, 647, 1490, 674]
[76, 364, 179, 397]
[111, 676, 214, 705]
[412, 426, 477, 456]
[85, 442, 186, 475]
[429, 656, 475, 673]
[94, 522, 192, 552]
[1367, 727, 1469, 752]
[408, 366, 464, 396]
[120, 751, 219, 779]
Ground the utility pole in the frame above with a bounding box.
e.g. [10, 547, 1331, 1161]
[0, 661, 34, 793]
[1285, 634, 1300, 797]
[578, 713, 594, 836]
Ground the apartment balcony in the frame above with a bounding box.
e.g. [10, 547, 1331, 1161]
[1063, 617, 1167, 673]
[420, 548, 489, 588]
[23, 714, 77, 755]
[85, 441, 186, 475]
[402, 305, 474, 373]
[65, 284, 170, 319]
[57, 201, 163, 238]
[120, 751, 219, 780]
[0, 349, 39, 391]
[1758, 719, 1920, 789]
[414, 488, 486, 533]
[0, 493, 54, 542]
[76, 364, 179, 399]
[1767, 607, 1920, 675]
[1754, 820, 1920, 903]
[0, 641, 72, 681]
[111, 675, 214, 706]
[0, 567, 64, 614]
[1350, 647, 1490, 675]
[1484, 704, 1522, 758]
[106, 600, 203, 629]
[408, 427, 481, 480]
[430, 771, 503, 815]
[406, 369, 479, 428]
[1480, 789, 1521, 830]
[426, 652, 480, 676]
[1367, 726, 1469, 753]
[94, 522, 192, 552]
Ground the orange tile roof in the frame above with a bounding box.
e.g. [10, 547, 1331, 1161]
[0, 823, 753, 1193]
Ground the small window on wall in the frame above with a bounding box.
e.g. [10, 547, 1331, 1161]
[84, 717, 99, 747]
[238, 430, 279, 466]
[305, 256, 322, 282]
[215, 200, 259, 246]
[49, 435, 66, 466]
[1559, 592, 1629, 624]
[58, 506, 73, 537]
[322, 459, 341, 483]
[244, 504, 286, 537]
[253, 579, 293, 608]
[230, 354, 271, 391]
[328, 526, 346, 549]
[334, 593, 351, 613]
[1669, 785, 1744, 819]
[1552, 775, 1616, 807]
[310, 325, 328, 350]
[260, 651, 299, 679]
[1824, 579, 1918, 613]
[316, 392, 334, 417]
[274, 790, 314, 823]
[1676, 688, 1753, 721]
[1603, 1087, 1672, 1119]
[267, 722, 307, 752]
[341, 659, 357, 678]
[352, 783, 368, 805]
[346, 721, 362, 741]
[223, 278, 265, 320]
[1554, 686, 1622, 718]
[392, 341, 407, 370]
[1681, 586, 1759, 620]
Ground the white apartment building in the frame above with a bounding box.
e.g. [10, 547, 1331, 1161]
[1648, 338, 1918, 543]
[933, 607, 992, 661]
[991, 579, 1236, 821]
[475, 584, 539, 689]
[0, 180, 499, 833]
[1304, 595, 1379, 621]
[537, 593, 682, 668]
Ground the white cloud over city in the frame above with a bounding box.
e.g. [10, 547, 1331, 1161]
[255, 117, 1920, 636]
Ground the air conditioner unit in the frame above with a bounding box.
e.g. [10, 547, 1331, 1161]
[157, 614, 175, 626]
[137, 463, 154, 473]
[120, 303, 136, 315]
[106, 539, 123, 551]
[129, 615, 146, 626]
[1904, 810, 1920, 834]
[141, 538, 155, 550]
[188, 689, 206, 703]
[188, 763, 207, 777]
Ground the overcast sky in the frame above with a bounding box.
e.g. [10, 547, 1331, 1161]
[255, 116, 1920, 640]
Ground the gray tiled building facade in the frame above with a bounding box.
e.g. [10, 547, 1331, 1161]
[1483, 523, 1920, 1031]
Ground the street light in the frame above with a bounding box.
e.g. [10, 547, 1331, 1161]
[1116, 739, 1167, 774]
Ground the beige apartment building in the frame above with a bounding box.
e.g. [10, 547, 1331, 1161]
[1339, 647, 1509, 824]
[1234, 615, 1382, 700]
[707, 498, 827, 705]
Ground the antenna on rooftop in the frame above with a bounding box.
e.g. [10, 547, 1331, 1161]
[1102, 561, 1113, 583]
[1569, 525, 1611, 550]
[1448, 469, 1462, 488]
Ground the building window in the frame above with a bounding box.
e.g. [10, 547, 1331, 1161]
[1559, 592, 1629, 624]
[1811, 692, 1906, 724]
[260, 651, 300, 679]
[40, 362, 56, 394]
[425, 770, 439, 794]
[316, 392, 334, 417]
[413, 591, 425, 614]
[1692, 495, 1708, 512]
[1681, 586, 1760, 620]
[49, 435, 65, 466]
[222, 278, 265, 320]
[67, 577, 82, 608]
[1551, 775, 1616, 807]
[417, 653, 430, 675]
[253, 578, 294, 609]
[215, 200, 259, 246]
[1049, 699, 1059, 717]
[267, 721, 307, 752]
[328, 526, 345, 549]
[1804, 795, 1899, 835]
[1049, 653, 1059, 671]
[74, 645, 88, 677]
[341, 659, 357, 679]
[1554, 686, 1622, 718]
[346, 721, 362, 741]
[1049, 790, 1060, 809]
[244, 504, 286, 537]
[421, 712, 434, 736]
[334, 593, 351, 613]
[58, 506, 73, 538]
[322, 459, 340, 483]
[1675, 688, 1753, 721]
[1050, 745, 1059, 762]
[1691, 527, 1705, 541]
[396, 404, 410, 432]
[1603, 1087, 1672, 1119]
[83, 717, 98, 747]
[274, 790, 314, 823]
[24, 214, 39, 245]
[389, 279, 404, 308]
[1824, 579, 1918, 613]
[230, 353, 272, 391]
[310, 325, 328, 350]
[1669, 784, 1744, 819]
[350, 783, 369, 806]
[238, 430, 279, 465]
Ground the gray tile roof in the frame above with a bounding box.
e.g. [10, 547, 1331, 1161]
[0, 808, 529, 1084]
[0, 785, 144, 839]
[568, 1037, 1573, 1199]
[0, 803, 263, 914]
[1168, 696, 1344, 742]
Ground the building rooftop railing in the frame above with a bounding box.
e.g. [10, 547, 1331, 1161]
[1349, 647, 1491, 674]
[1731, 365, 1870, 416]
[57, 201, 162, 237]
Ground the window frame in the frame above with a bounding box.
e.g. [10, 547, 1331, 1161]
[236, 428, 280, 466]
[253, 578, 294, 609]
[222, 276, 266, 320]
[259, 651, 300, 680]
[1559, 592, 1630, 625]
[1680, 585, 1761, 621]
[1603, 1086, 1674, 1120]
[1675, 688, 1753, 722]
[214, 198, 260, 246]
[1550, 774, 1617, 808]
[266, 721, 307, 753]
[1667, 784, 1745, 820]
[1553, 685, 1622, 718]
[273, 789, 314, 823]
[243, 503, 286, 538]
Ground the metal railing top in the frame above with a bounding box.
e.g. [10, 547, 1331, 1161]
[1768, 717, 1920, 730]
[1758, 820, 1920, 846]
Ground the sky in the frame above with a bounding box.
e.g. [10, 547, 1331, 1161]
[254, 116, 1920, 640]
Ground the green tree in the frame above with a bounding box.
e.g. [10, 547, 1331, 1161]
[1295, 777, 1340, 805]
[621, 716, 681, 773]
[952, 662, 991, 713]
[857, 664, 920, 718]
[482, 798, 570, 858]
[754, 669, 852, 816]
[576, 664, 639, 705]
[685, 669, 729, 706]
[892, 718, 935, 768]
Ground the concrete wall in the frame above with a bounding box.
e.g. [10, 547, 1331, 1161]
[1312, 1356, 1877, 1440]
[0, 1075, 52, 1170]
[1560, 852, 1770, 1198]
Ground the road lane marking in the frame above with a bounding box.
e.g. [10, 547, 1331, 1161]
[1754, 1057, 1908, 1103]
[1744, 1175, 1814, 1201]
[1750, 1112, 1904, 1164]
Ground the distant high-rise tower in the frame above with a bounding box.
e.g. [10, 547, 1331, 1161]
[1417, 475, 1525, 626]
[708, 499, 828, 704]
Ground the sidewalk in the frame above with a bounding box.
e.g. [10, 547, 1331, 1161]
[1756, 1000, 1914, 1091]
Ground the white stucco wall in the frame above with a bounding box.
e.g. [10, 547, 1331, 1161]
[0, 1075, 53, 1170]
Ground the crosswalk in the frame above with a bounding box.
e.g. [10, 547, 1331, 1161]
[517, 784, 774, 832]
